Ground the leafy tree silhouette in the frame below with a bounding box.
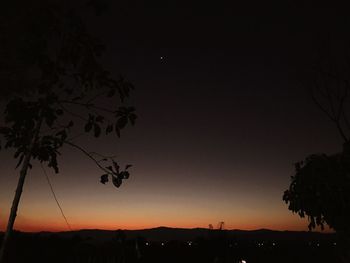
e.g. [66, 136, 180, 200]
[0, 1, 136, 262]
[283, 42, 350, 261]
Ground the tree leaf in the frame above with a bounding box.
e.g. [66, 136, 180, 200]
[106, 124, 113, 134]
[112, 176, 122, 188]
[117, 116, 128, 129]
[100, 174, 109, 184]
[85, 122, 93, 132]
[94, 124, 101, 137]
[129, 114, 137, 126]
[120, 171, 129, 179]
[56, 130, 67, 141]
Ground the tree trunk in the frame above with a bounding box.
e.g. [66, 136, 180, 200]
[0, 117, 43, 263]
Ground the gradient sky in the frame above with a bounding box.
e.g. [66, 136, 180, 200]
[0, 2, 348, 232]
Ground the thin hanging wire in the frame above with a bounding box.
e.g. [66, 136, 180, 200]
[40, 163, 72, 231]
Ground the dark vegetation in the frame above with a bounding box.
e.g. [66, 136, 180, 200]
[0, 228, 340, 263]
[283, 40, 350, 261]
[0, 1, 135, 261]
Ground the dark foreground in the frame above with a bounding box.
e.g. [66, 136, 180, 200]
[0, 228, 345, 263]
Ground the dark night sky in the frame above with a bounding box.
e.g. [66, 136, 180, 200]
[0, 1, 348, 231]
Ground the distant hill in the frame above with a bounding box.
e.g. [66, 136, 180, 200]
[28, 227, 336, 243]
[0, 227, 340, 263]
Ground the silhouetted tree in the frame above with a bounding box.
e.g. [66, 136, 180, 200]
[0, 1, 136, 262]
[283, 150, 350, 233]
[283, 41, 350, 261]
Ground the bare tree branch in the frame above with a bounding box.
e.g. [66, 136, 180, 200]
[64, 140, 111, 174]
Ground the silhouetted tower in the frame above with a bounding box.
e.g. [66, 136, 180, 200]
[209, 224, 214, 230]
[217, 221, 225, 230]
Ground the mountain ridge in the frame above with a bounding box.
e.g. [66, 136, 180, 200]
[1, 226, 335, 242]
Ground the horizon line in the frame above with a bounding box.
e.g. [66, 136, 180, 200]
[0, 226, 333, 234]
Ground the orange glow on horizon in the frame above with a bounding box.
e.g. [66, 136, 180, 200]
[4, 224, 333, 233]
[0, 216, 331, 233]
